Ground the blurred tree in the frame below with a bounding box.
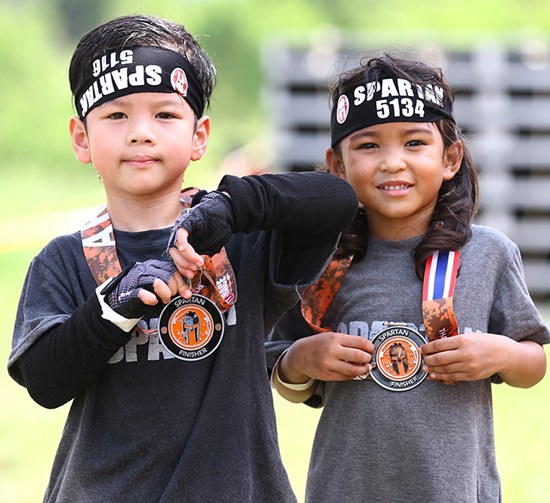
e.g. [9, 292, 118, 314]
[0, 1, 74, 170]
[56, 0, 109, 41]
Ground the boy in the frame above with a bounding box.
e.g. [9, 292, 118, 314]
[7, 14, 357, 503]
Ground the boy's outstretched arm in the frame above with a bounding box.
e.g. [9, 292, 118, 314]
[422, 333, 547, 388]
[169, 172, 358, 257]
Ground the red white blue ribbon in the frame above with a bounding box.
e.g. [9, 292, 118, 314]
[422, 250, 460, 301]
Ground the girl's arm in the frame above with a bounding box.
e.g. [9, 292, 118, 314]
[272, 331, 373, 403]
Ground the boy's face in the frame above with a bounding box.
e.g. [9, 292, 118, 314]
[69, 92, 209, 200]
[326, 121, 462, 240]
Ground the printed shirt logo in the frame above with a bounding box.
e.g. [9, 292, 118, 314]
[370, 325, 428, 391]
[158, 295, 224, 361]
[170, 67, 188, 97]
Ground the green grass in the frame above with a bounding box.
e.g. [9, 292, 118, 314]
[1, 238, 549, 503]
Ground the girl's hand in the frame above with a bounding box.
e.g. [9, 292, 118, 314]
[280, 332, 374, 383]
[421, 333, 546, 387]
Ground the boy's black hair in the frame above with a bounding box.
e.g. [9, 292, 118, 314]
[331, 53, 479, 279]
[68, 14, 216, 117]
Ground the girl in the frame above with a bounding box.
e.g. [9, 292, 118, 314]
[267, 54, 549, 503]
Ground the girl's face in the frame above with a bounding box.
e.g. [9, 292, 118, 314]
[69, 92, 209, 203]
[327, 121, 462, 240]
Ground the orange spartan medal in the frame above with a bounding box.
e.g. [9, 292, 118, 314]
[158, 252, 237, 361]
[369, 323, 428, 391]
[158, 294, 224, 361]
[81, 189, 237, 361]
[300, 249, 460, 391]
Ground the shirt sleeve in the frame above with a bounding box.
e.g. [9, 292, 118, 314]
[266, 302, 326, 408]
[217, 171, 358, 239]
[8, 246, 132, 409]
[488, 242, 550, 345]
[15, 294, 132, 408]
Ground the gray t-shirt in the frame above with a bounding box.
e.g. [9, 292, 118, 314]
[9, 226, 335, 503]
[269, 225, 550, 503]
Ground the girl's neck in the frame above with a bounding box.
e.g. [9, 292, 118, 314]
[368, 221, 426, 241]
[366, 209, 431, 241]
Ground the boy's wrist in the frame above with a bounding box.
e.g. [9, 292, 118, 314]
[96, 279, 141, 332]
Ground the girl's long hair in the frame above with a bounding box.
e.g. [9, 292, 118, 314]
[331, 53, 479, 279]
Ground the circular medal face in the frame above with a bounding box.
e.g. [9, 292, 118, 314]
[370, 325, 428, 392]
[158, 295, 224, 361]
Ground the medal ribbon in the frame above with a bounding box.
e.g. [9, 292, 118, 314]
[301, 250, 459, 339]
[81, 188, 237, 313]
[421, 250, 459, 340]
[300, 255, 353, 333]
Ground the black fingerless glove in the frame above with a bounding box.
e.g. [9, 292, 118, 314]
[100, 259, 176, 319]
[167, 191, 235, 256]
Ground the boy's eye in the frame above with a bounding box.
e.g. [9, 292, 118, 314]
[157, 112, 177, 119]
[107, 112, 126, 120]
[406, 139, 425, 147]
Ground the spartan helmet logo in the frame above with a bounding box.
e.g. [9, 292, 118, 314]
[389, 342, 409, 375]
[171, 67, 188, 97]
[336, 94, 349, 124]
[181, 311, 200, 345]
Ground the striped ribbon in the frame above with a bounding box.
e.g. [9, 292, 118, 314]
[422, 250, 460, 340]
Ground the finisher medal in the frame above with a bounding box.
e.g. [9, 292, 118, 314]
[158, 294, 225, 361]
[370, 325, 428, 392]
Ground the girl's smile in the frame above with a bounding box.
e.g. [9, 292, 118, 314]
[327, 121, 462, 240]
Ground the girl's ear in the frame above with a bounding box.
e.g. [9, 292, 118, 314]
[191, 115, 211, 161]
[442, 140, 463, 181]
[69, 116, 91, 164]
[325, 147, 346, 179]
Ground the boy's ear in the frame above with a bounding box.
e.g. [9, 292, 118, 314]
[443, 140, 463, 181]
[69, 116, 91, 164]
[325, 147, 346, 179]
[191, 115, 211, 161]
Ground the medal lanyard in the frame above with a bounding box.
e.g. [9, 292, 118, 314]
[301, 249, 460, 341]
[80, 188, 237, 313]
[421, 250, 459, 340]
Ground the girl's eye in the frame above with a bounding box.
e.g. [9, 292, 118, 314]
[360, 142, 377, 150]
[406, 139, 425, 147]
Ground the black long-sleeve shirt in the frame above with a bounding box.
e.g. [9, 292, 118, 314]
[8, 171, 356, 503]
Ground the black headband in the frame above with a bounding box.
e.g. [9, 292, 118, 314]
[75, 46, 205, 119]
[330, 77, 455, 147]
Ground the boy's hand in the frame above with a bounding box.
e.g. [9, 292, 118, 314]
[168, 228, 204, 289]
[102, 260, 182, 319]
[280, 332, 374, 383]
[168, 191, 234, 256]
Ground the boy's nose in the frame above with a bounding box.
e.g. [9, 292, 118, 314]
[128, 119, 155, 144]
